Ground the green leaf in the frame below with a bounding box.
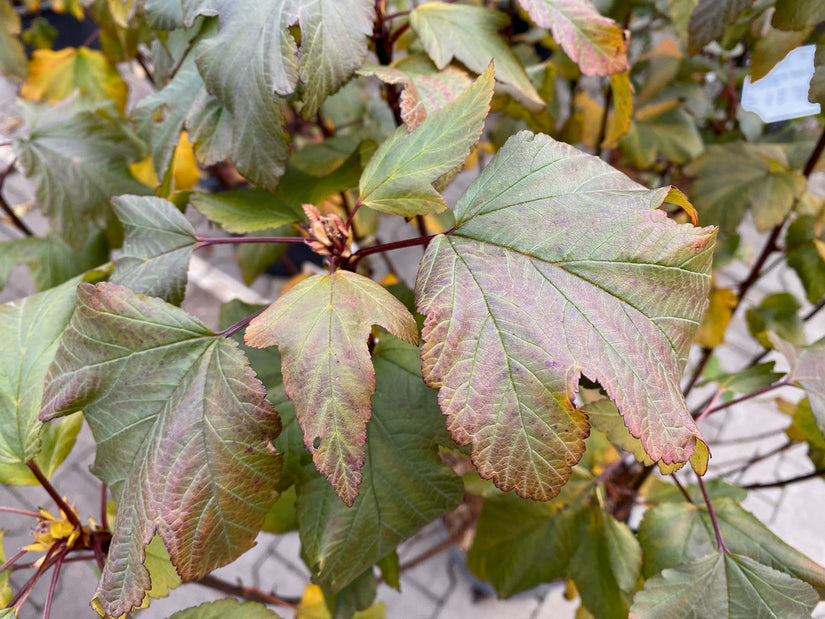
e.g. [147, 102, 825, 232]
[686, 142, 806, 234]
[27, 230, 110, 292]
[0, 277, 79, 473]
[468, 490, 640, 617]
[246, 271, 418, 505]
[144, 0, 185, 30]
[13, 99, 151, 249]
[409, 2, 542, 108]
[0, 0, 27, 79]
[359, 55, 474, 129]
[701, 360, 783, 395]
[643, 478, 747, 505]
[218, 299, 283, 393]
[620, 107, 703, 169]
[629, 552, 818, 618]
[415, 131, 715, 500]
[111, 195, 197, 305]
[771, 0, 825, 30]
[0, 531, 10, 605]
[296, 336, 462, 591]
[292, 0, 375, 118]
[786, 214, 825, 304]
[750, 26, 810, 82]
[745, 292, 805, 348]
[0, 412, 81, 486]
[141, 534, 182, 604]
[772, 335, 825, 431]
[261, 484, 297, 534]
[40, 283, 282, 617]
[517, 0, 629, 76]
[687, 0, 755, 55]
[168, 598, 282, 618]
[189, 188, 304, 234]
[236, 229, 294, 286]
[638, 498, 825, 595]
[377, 551, 400, 591]
[133, 52, 203, 185]
[358, 66, 493, 217]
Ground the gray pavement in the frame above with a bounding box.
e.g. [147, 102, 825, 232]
[3, 69, 825, 618]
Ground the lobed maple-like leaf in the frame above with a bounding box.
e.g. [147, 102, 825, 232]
[409, 2, 542, 108]
[295, 336, 463, 591]
[40, 283, 282, 617]
[358, 66, 493, 217]
[0, 277, 80, 480]
[629, 552, 818, 618]
[415, 131, 715, 501]
[639, 498, 825, 595]
[245, 271, 418, 506]
[518, 0, 629, 76]
[110, 195, 197, 305]
[13, 99, 151, 249]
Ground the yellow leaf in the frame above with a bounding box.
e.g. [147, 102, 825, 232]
[171, 131, 200, 191]
[689, 438, 710, 476]
[128, 156, 160, 189]
[561, 91, 603, 148]
[695, 287, 737, 348]
[634, 98, 680, 121]
[664, 186, 698, 226]
[296, 584, 386, 619]
[602, 71, 633, 148]
[21, 47, 128, 112]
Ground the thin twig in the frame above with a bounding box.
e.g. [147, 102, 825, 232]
[694, 388, 722, 423]
[214, 305, 269, 338]
[715, 440, 797, 479]
[194, 575, 298, 610]
[0, 549, 27, 574]
[696, 473, 727, 552]
[671, 475, 695, 504]
[700, 380, 793, 419]
[743, 468, 825, 490]
[399, 515, 474, 573]
[0, 159, 33, 237]
[99, 484, 108, 531]
[8, 543, 60, 609]
[25, 462, 82, 529]
[349, 234, 435, 264]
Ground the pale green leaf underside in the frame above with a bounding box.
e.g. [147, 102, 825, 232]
[415, 131, 715, 501]
[297, 336, 463, 592]
[246, 271, 418, 506]
[0, 277, 78, 468]
[517, 0, 629, 76]
[772, 334, 825, 433]
[629, 552, 818, 618]
[40, 283, 281, 617]
[111, 195, 197, 305]
[359, 66, 493, 217]
[14, 100, 151, 248]
[410, 2, 542, 107]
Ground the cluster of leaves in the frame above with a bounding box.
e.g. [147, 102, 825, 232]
[0, 0, 825, 618]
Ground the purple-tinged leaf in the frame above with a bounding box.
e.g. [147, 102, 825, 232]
[245, 271, 418, 506]
[40, 283, 281, 617]
[518, 0, 629, 76]
[687, 0, 755, 55]
[415, 131, 715, 501]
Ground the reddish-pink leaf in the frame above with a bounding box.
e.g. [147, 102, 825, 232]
[415, 132, 715, 500]
[245, 271, 418, 505]
[518, 0, 629, 76]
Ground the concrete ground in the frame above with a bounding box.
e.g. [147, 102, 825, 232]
[2, 70, 825, 618]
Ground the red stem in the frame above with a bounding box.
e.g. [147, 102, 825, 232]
[349, 234, 436, 265]
[701, 380, 792, 419]
[25, 462, 82, 529]
[195, 236, 306, 249]
[743, 468, 825, 490]
[8, 543, 61, 609]
[0, 506, 43, 519]
[696, 473, 727, 552]
[99, 484, 108, 531]
[0, 549, 27, 574]
[215, 305, 269, 338]
[42, 546, 70, 619]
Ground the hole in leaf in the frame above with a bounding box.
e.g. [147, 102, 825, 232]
[312, 436, 321, 450]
